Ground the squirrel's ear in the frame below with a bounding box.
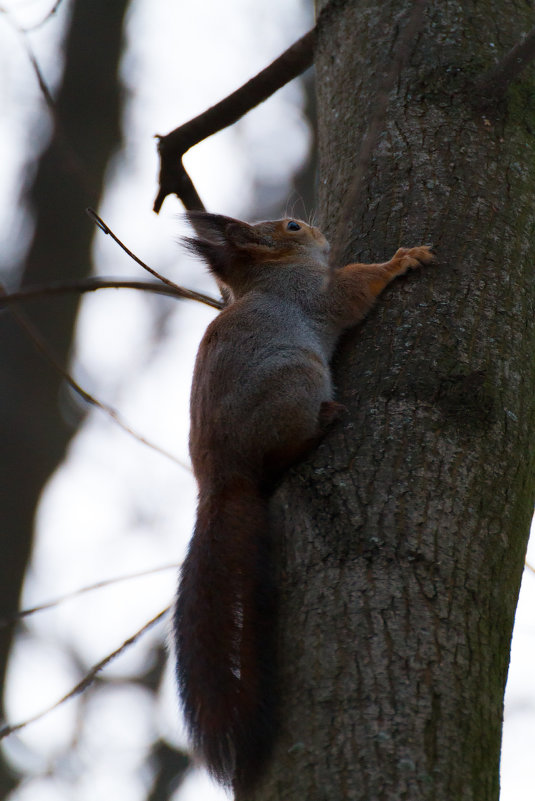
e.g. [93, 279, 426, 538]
[182, 211, 274, 252]
[183, 211, 240, 245]
[225, 222, 274, 251]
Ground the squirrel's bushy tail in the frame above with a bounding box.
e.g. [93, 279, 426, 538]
[174, 477, 277, 792]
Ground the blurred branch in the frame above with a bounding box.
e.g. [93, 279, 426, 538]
[328, 0, 429, 268]
[0, 2, 97, 195]
[0, 564, 179, 630]
[0, 5, 55, 107]
[0, 277, 223, 311]
[153, 27, 315, 213]
[475, 25, 535, 100]
[0, 3, 131, 794]
[526, 560, 535, 575]
[0, 0, 66, 33]
[21, 0, 66, 32]
[0, 605, 171, 740]
[1, 285, 192, 470]
[148, 739, 191, 801]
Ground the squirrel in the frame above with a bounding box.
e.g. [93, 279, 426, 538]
[174, 211, 435, 793]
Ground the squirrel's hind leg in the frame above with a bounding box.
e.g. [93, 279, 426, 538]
[262, 400, 346, 488]
[318, 400, 347, 430]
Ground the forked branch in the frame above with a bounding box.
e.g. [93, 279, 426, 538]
[153, 28, 315, 213]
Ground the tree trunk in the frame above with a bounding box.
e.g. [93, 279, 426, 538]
[246, 2, 535, 799]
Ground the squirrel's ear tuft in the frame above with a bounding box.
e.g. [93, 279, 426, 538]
[183, 211, 274, 254]
[225, 222, 274, 251]
[182, 236, 229, 279]
[183, 211, 241, 245]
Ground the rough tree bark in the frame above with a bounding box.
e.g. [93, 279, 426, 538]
[244, 2, 535, 800]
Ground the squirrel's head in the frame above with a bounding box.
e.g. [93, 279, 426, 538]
[181, 211, 330, 298]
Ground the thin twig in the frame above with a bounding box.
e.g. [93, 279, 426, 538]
[475, 25, 535, 100]
[86, 208, 224, 308]
[526, 560, 535, 575]
[0, 286, 191, 471]
[153, 28, 315, 213]
[0, 276, 222, 311]
[0, 564, 179, 630]
[87, 208, 185, 292]
[328, 0, 429, 269]
[0, 606, 171, 740]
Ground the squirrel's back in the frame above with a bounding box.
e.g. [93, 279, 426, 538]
[175, 211, 436, 792]
[177, 213, 337, 793]
[185, 215, 336, 488]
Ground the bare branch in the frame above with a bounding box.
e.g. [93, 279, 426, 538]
[86, 208, 225, 308]
[475, 25, 535, 99]
[0, 563, 179, 630]
[0, 285, 192, 470]
[1, 206, 224, 311]
[328, 0, 429, 269]
[153, 160, 206, 217]
[153, 28, 315, 213]
[0, 606, 171, 740]
[0, 276, 222, 311]
[87, 208, 184, 291]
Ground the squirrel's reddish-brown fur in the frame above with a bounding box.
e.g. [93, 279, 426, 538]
[174, 211, 434, 792]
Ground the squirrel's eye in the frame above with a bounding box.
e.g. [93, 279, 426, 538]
[287, 221, 301, 231]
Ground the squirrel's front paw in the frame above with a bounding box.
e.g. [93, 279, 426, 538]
[393, 245, 436, 271]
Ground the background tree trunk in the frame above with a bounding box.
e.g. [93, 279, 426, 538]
[246, 2, 535, 799]
[0, 1, 129, 793]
